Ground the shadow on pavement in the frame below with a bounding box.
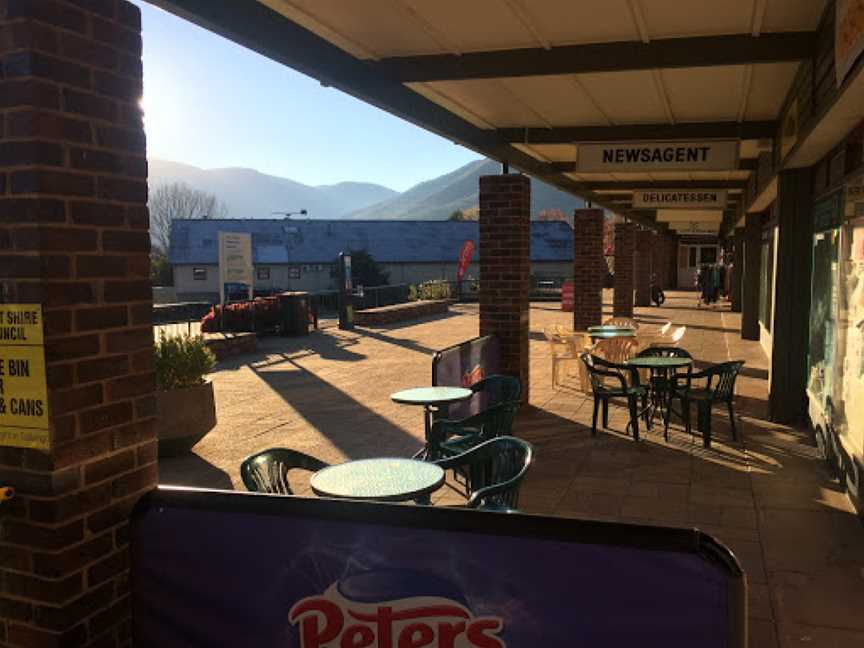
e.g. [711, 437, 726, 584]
[160, 452, 235, 490]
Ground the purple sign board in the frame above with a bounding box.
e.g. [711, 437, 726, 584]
[132, 488, 745, 647]
[432, 336, 501, 419]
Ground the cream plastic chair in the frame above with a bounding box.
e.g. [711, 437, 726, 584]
[593, 336, 639, 365]
[670, 326, 687, 345]
[603, 316, 639, 330]
[544, 329, 580, 389]
[659, 322, 672, 336]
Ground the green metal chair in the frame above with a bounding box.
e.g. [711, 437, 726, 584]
[636, 346, 693, 436]
[240, 448, 329, 494]
[665, 360, 745, 448]
[580, 353, 650, 441]
[434, 436, 533, 511]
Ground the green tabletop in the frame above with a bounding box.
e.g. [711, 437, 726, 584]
[310, 458, 445, 502]
[590, 329, 637, 339]
[390, 386, 472, 406]
[626, 356, 692, 368]
[588, 325, 635, 332]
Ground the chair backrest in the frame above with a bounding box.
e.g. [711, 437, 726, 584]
[636, 345, 693, 359]
[240, 448, 329, 494]
[659, 322, 672, 336]
[603, 316, 639, 330]
[431, 400, 519, 448]
[470, 374, 522, 404]
[706, 361, 744, 400]
[670, 326, 687, 344]
[594, 336, 639, 364]
[434, 436, 533, 510]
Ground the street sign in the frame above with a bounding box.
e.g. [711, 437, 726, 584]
[0, 304, 49, 450]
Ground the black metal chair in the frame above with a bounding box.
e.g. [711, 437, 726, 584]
[580, 353, 649, 441]
[434, 436, 533, 511]
[240, 448, 329, 494]
[469, 374, 522, 404]
[665, 360, 745, 448]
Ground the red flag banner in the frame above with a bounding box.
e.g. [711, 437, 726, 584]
[456, 240, 475, 281]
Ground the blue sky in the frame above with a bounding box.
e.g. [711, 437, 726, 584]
[135, 1, 480, 192]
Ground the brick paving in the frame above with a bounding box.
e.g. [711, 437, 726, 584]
[160, 291, 864, 647]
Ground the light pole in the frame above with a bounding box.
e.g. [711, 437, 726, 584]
[272, 209, 308, 219]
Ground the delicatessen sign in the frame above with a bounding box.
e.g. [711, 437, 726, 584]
[577, 140, 739, 172]
[0, 304, 50, 450]
[634, 189, 728, 209]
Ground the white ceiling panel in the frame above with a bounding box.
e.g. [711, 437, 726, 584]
[745, 62, 800, 119]
[660, 66, 746, 122]
[578, 70, 669, 124]
[762, 0, 828, 32]
[637, 0, 753, 38]
[415, 80, 549, 127]
[406, 83, 495, 128]
[512, 143, 578, 162]
[497, 76, 610, 126]
[526, 0, 640, 45]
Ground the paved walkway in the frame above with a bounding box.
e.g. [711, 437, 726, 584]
[159, 291, 864, 647]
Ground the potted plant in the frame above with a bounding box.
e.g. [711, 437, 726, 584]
[155, 332, 217, 457]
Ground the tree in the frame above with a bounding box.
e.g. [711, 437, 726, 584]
[448, 210, 465, 221]
[349, 249, 390, 287]
[150, 251, 173, 286]
[148, 181, 228, 254]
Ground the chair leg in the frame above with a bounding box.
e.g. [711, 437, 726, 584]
[663, 396, 671, 441]
[641, 393, 651, 429]
[698, 402, 712, 448]
[591, 397, 600, 436]
[628, 396, 640, 441]
[552, 359, 558, 389]
[727, 401, 738, 440]
[602, 399, 609, 429]
[683, 398, 692, 437]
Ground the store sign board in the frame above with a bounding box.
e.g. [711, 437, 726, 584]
[218, 232, 253, 303]
[0, 304, 50, 450]
[836, 0, 864, 87]
[576, 140, 739, 172]
[634, 189, 728, 209]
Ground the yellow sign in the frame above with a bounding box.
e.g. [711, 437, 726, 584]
[0, 304, 49, 450]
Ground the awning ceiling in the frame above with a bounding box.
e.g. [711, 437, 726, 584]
[155, 0, 841, 232]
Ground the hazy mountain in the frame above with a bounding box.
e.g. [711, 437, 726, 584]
[347, 159, 586, 220]
[147, 157, 586, 222]
[147, 159, 398, 219]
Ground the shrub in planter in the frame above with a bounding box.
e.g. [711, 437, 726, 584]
[155, 333, 218, 456]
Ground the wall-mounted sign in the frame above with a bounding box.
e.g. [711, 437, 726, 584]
[0, 304, 49, 450]
[576, 140, 739, 172]
[836, 0, 864, 87]
[218, 232, 253, 304]
[669, 221, 720, 234]
[633, 189, 728, 209]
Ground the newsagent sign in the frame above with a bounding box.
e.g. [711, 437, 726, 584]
[634, 189, 728, 209]
[576, 140, 739, 172]
[0, 304, 49, 450]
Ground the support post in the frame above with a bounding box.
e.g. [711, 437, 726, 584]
[731, 227, 744, 312]
[0, 2, 155, 645]
[741, 213, 763, 341]
[770, 168, 813, 424]
[479, 175, 530, 400]
[613, 223, 635, 317]
[634, 230, 653, 306]
[572, 209, 604, 331]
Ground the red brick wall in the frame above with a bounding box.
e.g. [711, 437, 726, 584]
[612, 222, 635, 317]
[571, 209, 603, 331]
[634, 229, 653, 306]
[479, 174, 529, 401]
[0, 2, 153, 646]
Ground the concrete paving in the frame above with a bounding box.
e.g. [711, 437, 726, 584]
[159, 291, 864, 647]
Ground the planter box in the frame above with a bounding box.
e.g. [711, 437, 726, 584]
[354, 300, 449, 326]
[157, 381, 217, 457]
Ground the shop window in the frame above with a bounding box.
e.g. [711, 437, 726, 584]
[758, 233, 774, 331]
[688, 247, 697, 267]
[257, 267, 270, 280]
[192, 268, 207, 281]
[289, 267, 301, 279]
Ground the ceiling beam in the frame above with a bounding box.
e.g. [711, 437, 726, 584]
[550, 158, 758, 173]
[503, 120, 776, 144]
[377, 32, 814, 82]
[586, 180, 747, 191]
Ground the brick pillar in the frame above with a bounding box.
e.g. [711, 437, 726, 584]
[613, 222, 635, 317]
[479, 174, 530, 400]
[741, 213, 762, 341]
[634, 229, 653, 306]
[0, 3, 155, 646]
[571, 209, 603, 331]
[730, 227, 744, 312]
[651, 233, 665, 289]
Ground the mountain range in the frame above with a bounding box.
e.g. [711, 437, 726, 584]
[147, 157, 585, 220]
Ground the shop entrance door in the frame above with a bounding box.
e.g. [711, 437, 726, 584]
[678, 244, 719, 288]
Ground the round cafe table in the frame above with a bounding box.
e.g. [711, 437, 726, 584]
[589, 327, 637, 341]
[391, 386, 473, 460]
[311, 458, 445, 504]
[625, 356, 693, 426]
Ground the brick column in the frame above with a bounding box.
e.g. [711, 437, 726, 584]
[0, 3, 155, 646]
[730, 227, 744, 312]
[651, 233, 665, 289]
[571, 209, 603, 331]
[479, 174, 530, 400]
[613, 222, 635, 317]
[634, 229, 653, 306]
